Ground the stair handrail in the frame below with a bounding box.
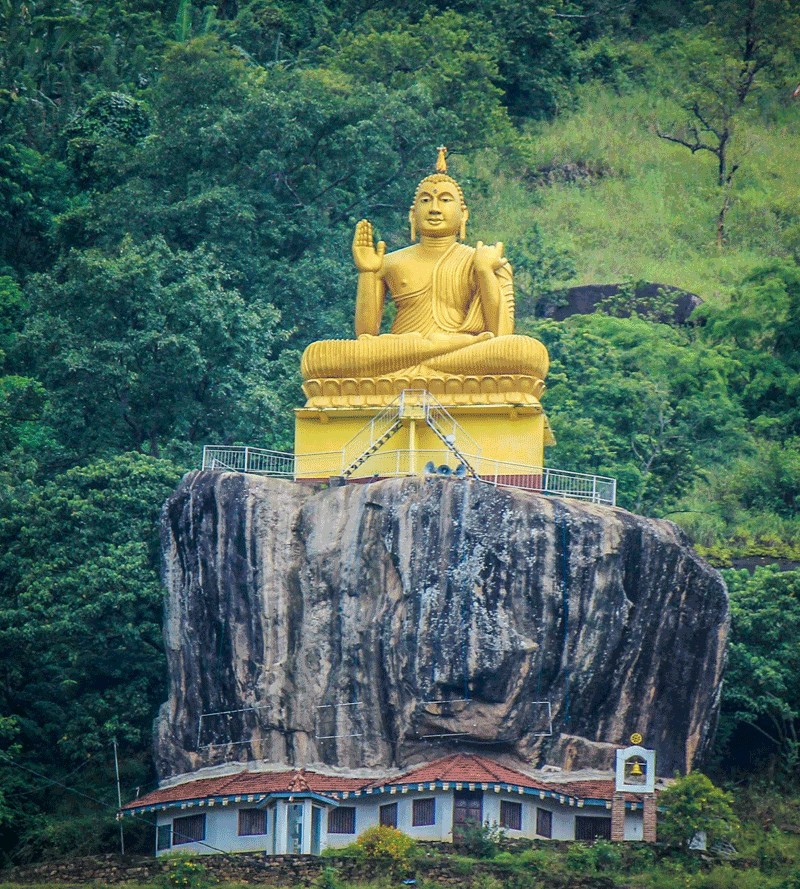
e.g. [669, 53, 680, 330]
[340, 394, 405, 477]
[416, 391, 481, 477]
[420, 393, 481, 455]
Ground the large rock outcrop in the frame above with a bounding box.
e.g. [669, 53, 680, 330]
[154, 472, 728, 779]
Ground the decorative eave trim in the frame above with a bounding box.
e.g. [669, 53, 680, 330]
[119, 788, 338, 818]
[258, 791, 339, 807]
[339, 780, 619, 809]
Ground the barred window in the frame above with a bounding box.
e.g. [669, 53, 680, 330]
[500, 800, 522, 831]
[412, 797, 435, 827]
[536, 807, 552, 839]
[238, 808, 267, 836]
[156, 824, 171, 851]
[380, 803, 398, 828]
[575, 816, 611, 841]
[173, 813, 206, 845]
[328, 806, 356, 834]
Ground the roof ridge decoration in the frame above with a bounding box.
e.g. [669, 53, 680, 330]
[288, 769, 311, 793]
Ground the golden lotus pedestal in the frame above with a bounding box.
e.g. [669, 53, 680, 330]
[293, 392, 555, 482]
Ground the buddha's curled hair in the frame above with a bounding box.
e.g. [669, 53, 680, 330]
[410, 174, 467, 213]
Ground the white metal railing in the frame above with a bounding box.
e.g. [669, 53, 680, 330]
[541, 466, 616, 505]
[202, 445, 616, 506]
[202, 446, 294, 476]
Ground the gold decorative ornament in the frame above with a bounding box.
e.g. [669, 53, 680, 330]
[630, 732, 643, 745]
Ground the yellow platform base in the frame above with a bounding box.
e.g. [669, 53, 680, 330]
[294, 397, 555, 481]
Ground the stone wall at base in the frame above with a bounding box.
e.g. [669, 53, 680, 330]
[1, 851, 501, 887]
[7, 841, 695, 888]
[0, 853, 325, 887]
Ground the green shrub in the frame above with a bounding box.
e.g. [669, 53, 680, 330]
[322, 841, 361, 859]
[693, 865, 788, 889]
[779, 869, 800, 889]
[521, 847, 550, 872]
[469, 875, 504, 889]
[161, 857, 214, 889]
[314, 867, 344, 889]
[490, 846, 550, 877]
[354, 825, 417, 877]
[450, 853, 480, 875]
[455, 820, 504, 859]
[592, 839, 622, 870]
[658, 773, 740, 851]
[564, 842, 595, 873]
[755, 832, 796, 874]
[563, 840, 622, 874]
[622, 843, 657, 872]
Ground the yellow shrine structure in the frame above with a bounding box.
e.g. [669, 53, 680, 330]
[294, 148, 555, 482]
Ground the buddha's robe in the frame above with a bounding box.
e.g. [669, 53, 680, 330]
[301, 242, 549, 382]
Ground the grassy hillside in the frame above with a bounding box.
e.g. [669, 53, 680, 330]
[466, 83, 800, 305]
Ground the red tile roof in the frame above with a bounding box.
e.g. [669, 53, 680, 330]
[369, 753, 550, 792]
[122, 754, 635, 814]
[122, 769, 370, 812]
[553, 779, 617, 798]
[552, 779, 648, 802]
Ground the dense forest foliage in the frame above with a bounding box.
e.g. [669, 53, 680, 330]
[1, 0, 799, 864]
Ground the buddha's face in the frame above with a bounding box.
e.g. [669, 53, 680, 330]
[411, 182, 467, 238]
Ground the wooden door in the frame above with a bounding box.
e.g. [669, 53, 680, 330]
[452, 789, 483, 838]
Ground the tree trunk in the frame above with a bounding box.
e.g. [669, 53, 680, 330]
[717, 192, 730, 248]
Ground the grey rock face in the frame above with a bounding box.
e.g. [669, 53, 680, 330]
[154, 472, 728, 778]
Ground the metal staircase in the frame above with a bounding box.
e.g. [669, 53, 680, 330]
[340, 390, 481, 479]
[340, 397, 405, 478]
[422, 397, 481, 479]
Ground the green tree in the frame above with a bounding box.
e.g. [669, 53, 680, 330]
[503, 225, 575, 318]
[489, 0, 582, 119]
[701, 261, 800, 439]
[526, 314, 745, 514]
[0, 0, 171, 145]
[215, 0, 337, 67]
[20, 236, 289, 458]
[0, 144, 69, 278]
[0, 276, 60, 477]
[63, 92, 150, 187]
[326, 9, 512, 144]
[674, 437, 800, 565]
[55, 35, 483, 353]
[0, 453, 181, 860]
[658, 771, 739, 850]
[654, 1, 800, 244]
[717, 568, 800, 776]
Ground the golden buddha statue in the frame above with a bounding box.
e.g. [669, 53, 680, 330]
[301, 149, 549, 407]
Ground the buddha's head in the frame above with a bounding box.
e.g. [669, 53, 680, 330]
[409, 173, 469, 241]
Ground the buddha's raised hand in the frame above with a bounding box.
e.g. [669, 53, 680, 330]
[474, 240, 507, 274]
[352, 219, 386, 273]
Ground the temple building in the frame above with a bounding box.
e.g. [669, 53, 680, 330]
[119, 752, 659, 855]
